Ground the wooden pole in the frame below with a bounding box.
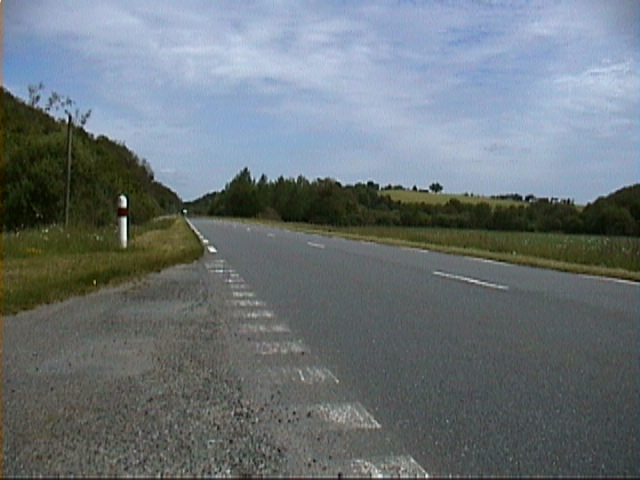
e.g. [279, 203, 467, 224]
[64, 113, 72, 227]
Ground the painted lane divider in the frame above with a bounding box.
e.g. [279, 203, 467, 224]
[307, 241, 325, 249]
[432, 270, 509, 291]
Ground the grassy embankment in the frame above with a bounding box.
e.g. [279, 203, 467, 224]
[2, 216, 203, 315]
[240, 218, 640, 282]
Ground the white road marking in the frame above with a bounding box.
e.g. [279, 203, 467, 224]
[433, 270, 509, 291]
[237, 323, 291, 334]
[229, 283, 251, 290]
[230, 299, 266, 308]
[350, 456, 428, 478]
[579, 274, 639, 286]
[265, 366, 339, 384]
[232, 310, 275, 319]
[224, 277, 245, 284]
[469, 256, 511, 266]
[308, 402, 381, 429]
[253, 340, 307, 355]
[232, 291, 256, 298]
[307, 241, 325, 249]
[207, 245, 217, 254]
[267, 233, 276, 238]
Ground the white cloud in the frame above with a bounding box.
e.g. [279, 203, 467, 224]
[5, 0, 638, 202]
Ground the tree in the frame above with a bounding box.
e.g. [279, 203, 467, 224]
[429, 182, 443, 194]
[224, 167, 261, 217]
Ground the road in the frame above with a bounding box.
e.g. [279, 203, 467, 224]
[190, 217, 639, 477]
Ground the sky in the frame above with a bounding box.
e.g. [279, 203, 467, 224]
[3, 0, 638, 204]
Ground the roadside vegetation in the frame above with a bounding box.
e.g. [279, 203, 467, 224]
[3, 217, 203, 315]
[187, 167, 639, 237]
[2, 86, 183, 231]
[187, 167, 639, 280]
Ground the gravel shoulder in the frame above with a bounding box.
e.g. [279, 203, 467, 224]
[3, 259, 284, 477]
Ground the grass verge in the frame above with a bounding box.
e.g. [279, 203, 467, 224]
[231, 218, 640, 282]
[2, 216, 203, 315]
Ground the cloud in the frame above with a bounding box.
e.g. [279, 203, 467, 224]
[4, 0, 638, 203]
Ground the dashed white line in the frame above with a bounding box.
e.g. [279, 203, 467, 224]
[230, 299, 267, 308]
[309, 402, 381, 430]
[232, 309, 276, 319]
[253, 340, 308, 355]
[232, 291, 256, 298]
[263, 366, 340, 385]
[433, 270, 509, 291]
[350, 455, 428, 478]
[307, 241, 325, 249]
[579, 274, 639, 286]
[237, 323, 291, 334]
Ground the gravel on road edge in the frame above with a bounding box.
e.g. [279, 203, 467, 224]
[3, 259, 285, 477]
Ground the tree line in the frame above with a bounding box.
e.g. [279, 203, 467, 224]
[2, 86, 182, 231]
[187, 167, 640, 236]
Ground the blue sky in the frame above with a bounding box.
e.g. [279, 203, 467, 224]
[4, 0, 638, 203]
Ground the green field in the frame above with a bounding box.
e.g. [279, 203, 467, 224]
[380, 189, 530, 208]
[3, 216, 203, 315]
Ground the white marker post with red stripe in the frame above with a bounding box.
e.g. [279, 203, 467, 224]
[117, 194, 128, 249]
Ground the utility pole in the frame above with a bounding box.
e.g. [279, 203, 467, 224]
[64, 113, 72, 227]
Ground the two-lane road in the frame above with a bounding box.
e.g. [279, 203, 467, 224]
[191, 218, 639, 476]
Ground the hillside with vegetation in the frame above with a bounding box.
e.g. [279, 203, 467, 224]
[2, 86, 182, 231]
[187, 167, 639, 237]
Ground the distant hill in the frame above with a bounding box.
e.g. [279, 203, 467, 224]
[2, 87, 182, 231]
[581, 184, 640, 236]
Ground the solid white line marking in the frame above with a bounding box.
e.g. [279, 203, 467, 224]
[309, 402, 381, 429]
[433, 270, 509, 290]
[307, 241, 325, 249]
[350, 456, 428, 478]
[253, 340, 307, 355]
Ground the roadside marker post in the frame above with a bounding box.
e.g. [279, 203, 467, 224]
[117, 194, 128, 249]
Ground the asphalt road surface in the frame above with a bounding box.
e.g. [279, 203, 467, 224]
[190, 217, 639, 477]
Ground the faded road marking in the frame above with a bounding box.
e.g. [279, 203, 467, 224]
[308, 402, 381, 429]
[307, 241, 325, 249]
[232, 310, 275, 319]
[350, 455, 428, 478]
[237, 323, 291, 334]
[253, 340, 308, 355]
[265, 366, 339, 385]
